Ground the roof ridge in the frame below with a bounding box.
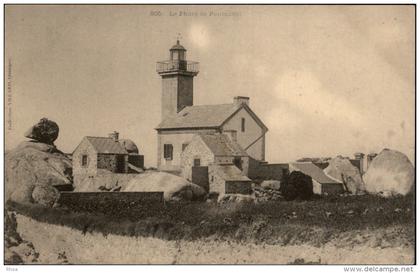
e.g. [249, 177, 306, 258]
[85, 136, 112, 139]
[187, 103, 235, 107]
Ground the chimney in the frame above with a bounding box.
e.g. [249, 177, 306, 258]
[234, 96, 250, 106]
[354, 152, 365, 174]
[108, 131, 119, 141]
[223, 130, 237, 143]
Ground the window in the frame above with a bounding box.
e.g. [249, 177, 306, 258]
[241, 118, 245, 132]
[82, 155, 88, 167]
[194, 158, 201, 167]
[163, 144, 173, 160]
[182, 143, 189, 151]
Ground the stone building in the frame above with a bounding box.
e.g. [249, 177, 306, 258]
[290, 162, 344, 195]
[180, 133, 252, 194]
[72, 131, 144, 185]
[155, 40, 268, 177]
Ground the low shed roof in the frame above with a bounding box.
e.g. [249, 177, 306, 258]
[290, 162, 342, 184]
[199, 134, 247, 157]
[216, 164, 251, 181]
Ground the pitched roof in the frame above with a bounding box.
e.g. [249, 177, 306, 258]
[215, 164, 251, 181]
[199, 134, 247, 157]
[157, 104, 239, 130]
[156, 103, 268, 131]
[85, 136, 128, 154]
[290, 162, 342, 184]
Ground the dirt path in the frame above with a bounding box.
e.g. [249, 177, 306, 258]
[15, 214, 414, 264]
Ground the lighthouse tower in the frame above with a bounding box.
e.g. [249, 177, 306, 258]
[156, 40, 199, 122]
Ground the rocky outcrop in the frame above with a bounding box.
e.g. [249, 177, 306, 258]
[324, 156, 365, 194]
[6, 119, 72, 207]
[363, 149, 414, 196]
[24, 118, 59, 145]
[5, 211, 39, 264]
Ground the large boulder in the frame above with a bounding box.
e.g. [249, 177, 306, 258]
[363, 149, 414, 196]
[24, 118, 59, 145]
[324, 156, 365, 194]
[32, 185, 61, 207]
[124, 171, 206, 201]
[5, 141, 73, 206]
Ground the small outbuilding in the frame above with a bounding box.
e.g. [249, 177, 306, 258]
[72, 131, 144, 185]
[180, 133, 252, 195]
[289, 162, 344, 195]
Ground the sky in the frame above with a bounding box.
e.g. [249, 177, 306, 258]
[5, 5, 415, 167]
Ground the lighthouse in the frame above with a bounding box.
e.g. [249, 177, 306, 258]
[156, 40, 199, 122]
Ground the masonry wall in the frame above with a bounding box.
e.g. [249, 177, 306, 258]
[97, 154, 128, 173]
[321, 183, 344, 195]
[73, 138, 98, 187]
[208, 164, 225, 194]
[248, 161, 289, 182]
[225, 181, 253, 194]
[161, 75, 193, 122]
[157, 129, 217, 172]
[313, 180, 322, 195]
[222, 107, 265, 161]
[180, 136, 214, 181]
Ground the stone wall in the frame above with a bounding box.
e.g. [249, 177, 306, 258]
[58, 192, 164, 214]
[180, 135, 215, 181]
[97, 154, 127, 173]
[208, 164, 225, 194]
[73, 137, 98, 180]
[225, 180, 253, 194]
[157, 129, 217, 172]
[321, 183, 344, 195]
[191, 166, 209, 192]
[248, 160, 289, 182]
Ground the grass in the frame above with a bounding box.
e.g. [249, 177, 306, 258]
[6, 193, 415, 247]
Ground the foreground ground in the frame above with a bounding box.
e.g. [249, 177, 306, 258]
[5, 194, 415, 264]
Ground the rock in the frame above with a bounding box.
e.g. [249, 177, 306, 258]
[9, 242, 39, 263]
[363, 149, 414, 196]
[6, 141, 73, 207]
[24, 118, 59, 144]
[5, 212, 22, 248]
[5, 249, 24, 264]
[261, 180, 281, 190]
[124, 171, 206, 201]
[324, 156, 365, 194]
[5, 211, 39, 264]
[119, 139, 139, 154]
[218, 193, 255, 203]
[32, 185, 61, 207]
